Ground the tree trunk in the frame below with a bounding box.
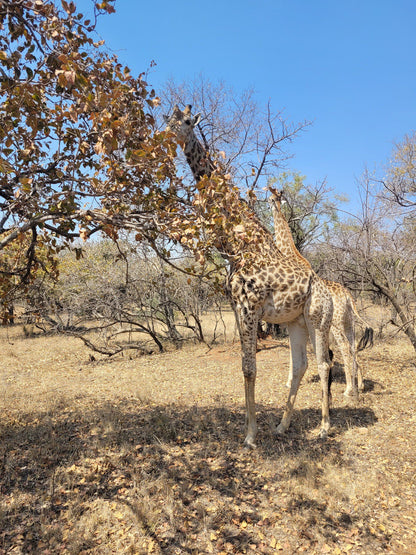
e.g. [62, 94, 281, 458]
[381, 283, 416, 353]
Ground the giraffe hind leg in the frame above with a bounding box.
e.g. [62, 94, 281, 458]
[308, 327, 332, 438]
[331, 326, 358, 398]
[304, 282, 333, 439]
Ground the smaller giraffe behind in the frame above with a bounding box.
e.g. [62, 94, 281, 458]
[268, 186, 374, 395]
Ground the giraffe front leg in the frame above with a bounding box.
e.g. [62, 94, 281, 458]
[286, 347, 293, 388]
[277, 320, 309, 435]
[244, 372, 257, 448]
[238, 309, 259, 449]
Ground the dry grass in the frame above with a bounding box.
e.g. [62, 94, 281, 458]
[1, 316, 416, 554]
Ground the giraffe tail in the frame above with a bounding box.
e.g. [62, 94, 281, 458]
[356, 326, 374, 352]
[326, 349, 334, 404]
[348, 293, 374, 352]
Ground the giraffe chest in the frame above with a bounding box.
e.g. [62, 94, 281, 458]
[261, 291, 306, 324]
[229, 265, 311, 322]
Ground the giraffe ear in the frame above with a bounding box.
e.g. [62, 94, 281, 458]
[193, 113, 201, 126]
[163, 115, 170, 123]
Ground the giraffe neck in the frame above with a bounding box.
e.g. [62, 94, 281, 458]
[183, 133, 214, 181]
[181, 130, 287, 265]
[270, 198, 312, 268]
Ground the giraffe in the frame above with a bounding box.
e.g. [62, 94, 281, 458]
[164, 105, 334, 448]
[267, 186, 374, 396]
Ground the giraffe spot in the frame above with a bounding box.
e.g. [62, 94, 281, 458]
[247, 278, 256, 290]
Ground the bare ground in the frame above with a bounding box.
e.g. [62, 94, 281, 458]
[0, 320, 416, 554]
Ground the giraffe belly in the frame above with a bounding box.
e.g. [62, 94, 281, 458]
[261, 293, 304, 324]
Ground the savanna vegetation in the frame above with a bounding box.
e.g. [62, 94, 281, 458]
[1, 313, 416, 554]
[1, 2, 416, 554]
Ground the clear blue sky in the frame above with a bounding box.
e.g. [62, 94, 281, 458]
[76, 0, 416, 208]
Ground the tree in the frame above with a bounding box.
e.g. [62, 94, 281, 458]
[326, 172, 416, 353]
[1, 3, 312, 339]
[26, 237, 226, 354]
[380, 132, 416, 210]
[0, 0, 179, 303]
[162, 76, 308, 198]
[0, 229, 58, 324]
[157, 78, 311, 296]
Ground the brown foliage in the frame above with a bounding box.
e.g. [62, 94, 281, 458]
[0, 0, 181, 296]
[0, 1, 280, 318]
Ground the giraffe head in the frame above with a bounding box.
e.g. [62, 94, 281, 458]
[163, 104, 201, 145]
[164, 104, 213, 180]
[268, 185, 285, 210]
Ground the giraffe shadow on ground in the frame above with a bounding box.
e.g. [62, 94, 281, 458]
[308, 362, 383, 394]
[307, 362, 386, 395]
[0, 398, 377, 483]
[308, 361, 346, 385]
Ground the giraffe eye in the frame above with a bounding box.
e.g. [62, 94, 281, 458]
[184, 119, 191, 125]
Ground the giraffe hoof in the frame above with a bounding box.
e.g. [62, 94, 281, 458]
[318, 428, 328, 440]
[275, 423, 287, 435]
[344, 389, 359, 400]
[243, 438, 257, 449]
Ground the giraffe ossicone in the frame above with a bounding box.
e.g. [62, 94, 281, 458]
[164, 105, 334, 448]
